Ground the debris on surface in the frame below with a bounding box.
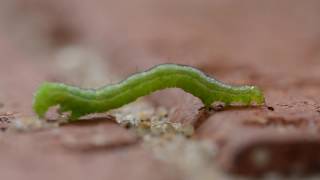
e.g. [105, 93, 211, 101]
[111, 101, 195, 137]
[0, 112, 15, 131]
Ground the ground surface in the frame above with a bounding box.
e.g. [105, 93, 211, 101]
[1, 0, 320, 179]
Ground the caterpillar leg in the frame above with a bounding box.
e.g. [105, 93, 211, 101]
[198, 103, 225, 113]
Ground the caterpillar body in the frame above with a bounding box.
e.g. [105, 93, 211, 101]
[33, 64, 265, 121]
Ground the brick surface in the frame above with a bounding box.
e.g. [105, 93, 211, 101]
[0, 0, 320, 178]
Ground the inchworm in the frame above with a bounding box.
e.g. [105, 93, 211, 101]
[33, 64, 265, 121]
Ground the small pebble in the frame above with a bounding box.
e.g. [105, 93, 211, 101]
[119, 120, 133, 129]
[179, 124, 194, 137]
[267, 106, 275, 111]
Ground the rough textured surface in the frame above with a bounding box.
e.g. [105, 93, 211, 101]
[0, 120, 182, 180]
[1, 0, 320, 179]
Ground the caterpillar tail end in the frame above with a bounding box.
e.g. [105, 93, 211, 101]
[32, 82, 57, 119]
[32, 82, 89, 122]
[250, 86, 265, 106]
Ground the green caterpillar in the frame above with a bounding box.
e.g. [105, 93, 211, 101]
[33, 64, 265, 121]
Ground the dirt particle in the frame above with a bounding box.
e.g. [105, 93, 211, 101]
[194, 107, 214, 129]
[139, 119, 152, 129]
[178, 124, 194, 137]
[0, 112, 15, 131]
[267, 106, 274, 111]
[211, 103, 225, 111]
[119, 120, 133, 129]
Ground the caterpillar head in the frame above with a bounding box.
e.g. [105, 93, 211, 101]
[248, 86, 265, 106]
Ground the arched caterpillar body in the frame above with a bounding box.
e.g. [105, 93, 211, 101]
[33, 64, 265, 121]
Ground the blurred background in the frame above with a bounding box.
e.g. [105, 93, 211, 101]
[0, 0, 320, 115]
[1, 0, 320, 179]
